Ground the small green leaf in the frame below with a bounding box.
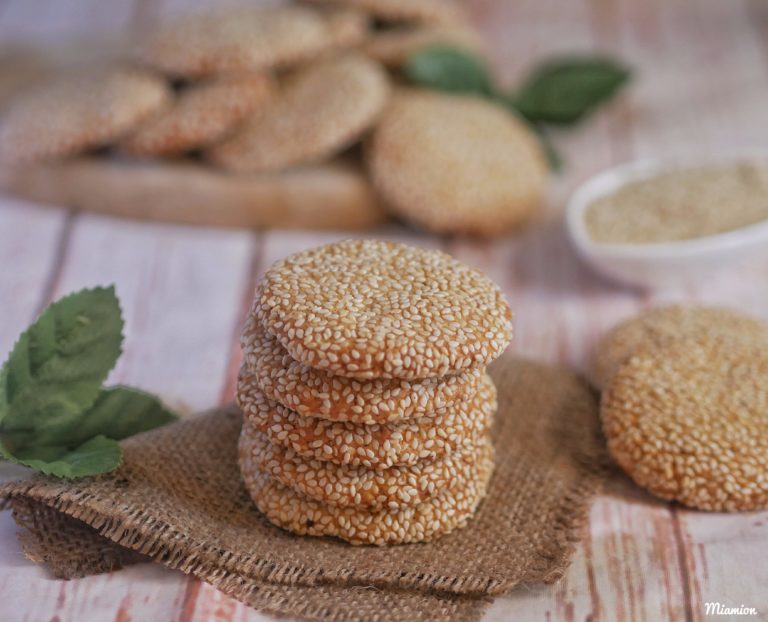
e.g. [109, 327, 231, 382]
[511, 57, 630, 125]
[405, 46, 495, 97]
[0, 285, 176, 479]
[0, 435, 122, 478]
[3, 385, 177, 450]
[0, 286, 123, 440]
[72, 386, 177, 442]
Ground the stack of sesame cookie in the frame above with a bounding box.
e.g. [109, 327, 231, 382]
[236, 239, 513, 545]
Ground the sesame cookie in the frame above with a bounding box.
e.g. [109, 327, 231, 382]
[0, 67, 170, 164]
[602, 338, 768, 512]
[208, 54, 389, 173]
[368, 90, 548, 235]
[321, 7, 369, 48]
[240, 314, 483, 423]
[139, 6, 332, 78]
[304, 0, 465, 25]
[120, 73, 274, 158]
[364, 25, 484, 67]
[255, 240, 513, 380]
[237, 373, 496, 468]
[239, 436, 494, 545]
[241, 420, 493, 510]
[590, 305, 768, 389]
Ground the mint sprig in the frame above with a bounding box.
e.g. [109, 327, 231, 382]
[0, 436, 123, 478]
[405, 46, 495, 98]
[404, 46, 631, 169]
[0, 286, 177, 478]
[511, 57, 631, 125]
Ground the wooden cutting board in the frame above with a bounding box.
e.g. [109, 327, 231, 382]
[0, 158, 388, 230]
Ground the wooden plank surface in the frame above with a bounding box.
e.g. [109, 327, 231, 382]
[1, 0, 768, 620]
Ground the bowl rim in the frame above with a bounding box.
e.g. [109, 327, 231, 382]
[566, 149, 768, 260]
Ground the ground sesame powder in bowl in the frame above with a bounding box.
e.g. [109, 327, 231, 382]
[566, 153, 768, 289]
[584, 160, 768, 244]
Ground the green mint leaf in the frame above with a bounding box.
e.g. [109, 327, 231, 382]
[0, 285, 176, 479]
[511, 57, 630, 125]
[405, 46, 495, 97]
[0, 286, 124, 444]
[2, 385, 177, 451]
[71, 386, 177, 441]
[0, 435, 122, 478]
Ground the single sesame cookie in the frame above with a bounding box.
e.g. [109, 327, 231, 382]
[304, 0, 466, 25]
[0, 67, 170, 164]
[241, 419, 493, 510]
[364, 25, 484, 67]
[120, 73, 275, 158]
[368, 90, 548, 235]
[208, 54, 389, 173]
[602, 338, 768, 512]
[138, 6, 332, 78]
[240, 314, 483, 423]
[590, 305, 768, 389]
[255, 239, 513, 380]
[320, 7, 369, 48]
[239, 434, 494, 545]
[238, 373, 496, 468]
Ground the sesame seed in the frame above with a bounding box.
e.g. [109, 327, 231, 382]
[238, 423, 495, 545]
[255, 240, 512, 380]
[238, 370, 496, 468]
[602, 333, 768, 512]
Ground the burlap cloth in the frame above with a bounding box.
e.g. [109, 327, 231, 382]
[0, 354, 608, 621]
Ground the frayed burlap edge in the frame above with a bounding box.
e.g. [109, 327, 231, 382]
[5, 497, 491, 622]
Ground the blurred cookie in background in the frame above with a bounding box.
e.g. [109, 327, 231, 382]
[368, 89, 547, 235]
[138, 6, 336, 78]
[314, 6, 369, 48]
[120, 73, 275, 158]
[209, 54, 389, 173]
[305, 0, 466, 26]
[0, 66, 170, 164]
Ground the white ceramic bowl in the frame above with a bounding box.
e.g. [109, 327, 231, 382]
[565, 152, 768, 289]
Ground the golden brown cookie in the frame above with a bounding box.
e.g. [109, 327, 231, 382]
[237, 372, 496, 468]
[138, 6, 332, 78]
[304, 0, 465, 25]
[320, 7, 369, 48]
[120, 73, 274, 157]
[240, 314, 483, 423]
[239, 431, 494, 545]
[208, 54, 389, 173]
[0, 67, 170, 164]
[590, 305, 768, 389]
[241, 419, 493, 510]
[364, 24, 484, 66]
[601, 338, 768, 512]
[368, 89, 547, 235]
[255, 239, 513, 380]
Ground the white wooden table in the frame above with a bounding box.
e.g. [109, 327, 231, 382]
[1, 0, 768, 620]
